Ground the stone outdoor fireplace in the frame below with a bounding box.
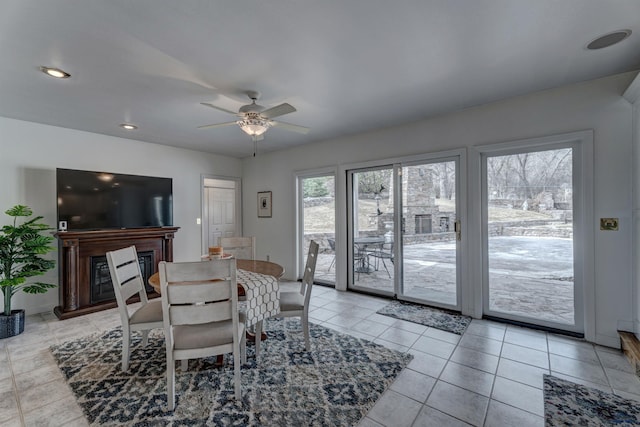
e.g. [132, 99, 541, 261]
[54, 227, 179, 319]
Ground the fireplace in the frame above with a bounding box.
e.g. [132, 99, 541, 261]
[54, 227, 179, 319]
[90, 251, 154, 304]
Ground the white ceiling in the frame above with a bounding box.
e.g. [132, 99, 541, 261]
[1, 1, 639, 158]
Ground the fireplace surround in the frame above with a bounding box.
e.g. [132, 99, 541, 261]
[54, 227, 179, 319]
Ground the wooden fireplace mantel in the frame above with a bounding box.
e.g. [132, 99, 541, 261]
[54, 227, 179, 320]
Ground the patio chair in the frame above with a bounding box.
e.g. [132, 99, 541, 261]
[370, 241, 394, 278]
[106, 245, 164, 371]
[327, 238, 336, 271]
[353, 243, 367, 281]
[159, 258, 246, 409]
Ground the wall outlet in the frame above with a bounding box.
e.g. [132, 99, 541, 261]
[196, 217, 201, 225]
[600, 218, 618, 231]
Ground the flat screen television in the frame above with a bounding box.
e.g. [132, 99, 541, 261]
[56, 168, 173, 231]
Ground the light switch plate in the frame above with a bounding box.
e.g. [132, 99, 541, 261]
[600, 218, 619, 231]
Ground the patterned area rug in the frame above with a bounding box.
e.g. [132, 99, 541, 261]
[544, 375, 640, 426]
[376, 300, 471, 335]
[50, 317, 412, 426]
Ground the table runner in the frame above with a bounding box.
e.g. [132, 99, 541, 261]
[237, 268, 280, 326]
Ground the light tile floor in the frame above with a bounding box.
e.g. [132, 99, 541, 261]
[2, 285, 640, 426]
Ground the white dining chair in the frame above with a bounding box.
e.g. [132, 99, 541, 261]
[106, 245, 164, 371]
[274, 240, 319, 351]
[159, 258, 246, 410]
[219, 236, 256, 260]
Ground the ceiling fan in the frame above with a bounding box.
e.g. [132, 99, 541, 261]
[198, 90, 309, 142]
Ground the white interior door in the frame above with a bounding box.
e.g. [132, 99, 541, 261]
[202, 177, 241, 254]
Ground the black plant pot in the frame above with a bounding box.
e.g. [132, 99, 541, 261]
[0, 309, 25, 339]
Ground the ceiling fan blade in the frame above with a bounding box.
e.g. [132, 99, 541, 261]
[260, 103, 296, 119]
[197, 121, 238, 129]
[200, 102, 238, 116]
[271, 120, 310, 134]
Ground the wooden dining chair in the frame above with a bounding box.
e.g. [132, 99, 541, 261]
[274, 240, 319, 351]
[106, 245, 163, 371]
[219, 236, 256, 260]
[158, 258, 246, 410]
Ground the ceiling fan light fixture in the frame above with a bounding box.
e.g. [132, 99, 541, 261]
[237, 116, 270, 137]
[40, 66, 71, 79]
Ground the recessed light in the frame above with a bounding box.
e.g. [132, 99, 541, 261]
[587, 30, 632, 50]
[120, 123, 138, 130]
[39, 66, 71, 79]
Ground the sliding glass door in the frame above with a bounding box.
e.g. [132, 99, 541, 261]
[399, 160, 460, 309]
[349, 166, 395, 295]
[482, 144, 582, 332]
[347, 155, 461, 311]
[298, 172, 336, 286]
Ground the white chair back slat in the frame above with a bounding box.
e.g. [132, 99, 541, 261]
[169, 300, 232, 325]
[120, 277, 145, 302]
[166, 281, 232, 304]
[115, 261, 141, 283]
[108, 246, 136, 267]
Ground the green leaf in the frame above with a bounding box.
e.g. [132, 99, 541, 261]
[22, 283, 57, 294]
[5, 205, 32, 217]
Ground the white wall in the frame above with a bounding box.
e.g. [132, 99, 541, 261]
[0, 117, 242, 315]
[242, 71, 637, 347]
[628, 77, 640, 339]
[635, 101, 640, 338]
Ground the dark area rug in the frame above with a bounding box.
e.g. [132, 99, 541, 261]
[376, 300, 471, 335]
[50, 317, 412, 426]
[544, 374, 640, 426]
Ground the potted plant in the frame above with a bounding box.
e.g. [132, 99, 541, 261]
[0, 205, 56, 339]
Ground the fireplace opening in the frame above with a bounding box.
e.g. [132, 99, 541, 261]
[90, 251, 154, 304]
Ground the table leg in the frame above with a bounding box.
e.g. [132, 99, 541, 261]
[246, 330, 268, 341]
[254, 320, 263, 361]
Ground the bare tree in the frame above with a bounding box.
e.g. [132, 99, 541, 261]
[487, 148, 572, 202]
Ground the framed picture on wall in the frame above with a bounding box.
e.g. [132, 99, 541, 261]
[258, 191, 272, 218]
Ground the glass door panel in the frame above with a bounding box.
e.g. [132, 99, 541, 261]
[300, 174, 335, 286]
[484, 147, 576, 327]
[400, 161, 459, 308]
[349, 167, 395, 295]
